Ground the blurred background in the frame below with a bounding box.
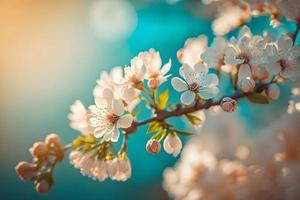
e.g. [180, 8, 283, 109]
[0, 0, 298, 199]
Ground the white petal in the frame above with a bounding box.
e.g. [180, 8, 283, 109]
[291, 45, 300, 58]
[102, 88, 114, 103]
[266, 62, 281, 76]
[163, 135, 174, 154]
[278, 35, 293, 53]
[112, 99, 125, 116]
[122, 86, 136, 103]
[193, 63, 208, 74]
[198, 87, 219, 99]
[95, 97, 108, 108]
[179, 64, 193, 80]
[180, 90, 196, 105]
[161, 59, 172, 75]
[110, 127, 120, 142]
[117, 114, 133, 128]
[163, 134, 181, 157]
[94, 127, 107, 138]
[281, 67, 300, 80]
[171, 77, 188, 92]
[202, 74, 219, 87]
[103, 126, 117, 142]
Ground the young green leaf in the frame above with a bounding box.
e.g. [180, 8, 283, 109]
[247, 93, 269, 104]
[151, 128, 167, 141]
[185, 113, 202, 125]
[157, 89, 169, 110]
[147, 122, 161, 134]
[175, 130, 193, 136]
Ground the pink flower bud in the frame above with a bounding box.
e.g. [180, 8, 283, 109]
[146, 139, 161, 154]
[266, 83, 280, 100]
[45, 133, 61, 147]
[238, 77, 255, 93]
[15, 161, 36, 181]
[220, 97, 237, 112]
[148, 79, 160, 89]
[35, 180, 50, 193]
[29, 142, 48, 159]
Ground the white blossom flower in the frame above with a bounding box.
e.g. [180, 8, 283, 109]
[68, 100, 92, 135]
[201, 37, 230, 71]
[137, 49, 171, 89]
[163, 134, 182, 157]
[212, 3, 251, 36]
[93, 67, 140, 112]
[122, 56, 146, 102]
[171, 64, 219, 105]
[69, 150, 108, 181]
[264, 35, 300, 81]
[107, 155, 131, 181]
[177, 35, 208, 67]
[88, 88, 133, 142]
[224, 26, 268, 91]
[93, 67, 124, 99]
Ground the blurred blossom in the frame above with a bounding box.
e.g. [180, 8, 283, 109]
[89, 0, 137, 41]
[163, 110, 300, 200]
[212, 3, 251, 36]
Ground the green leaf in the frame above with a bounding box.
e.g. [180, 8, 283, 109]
[157, 89, 169, 110]
[247, 93, 269, 104]
[147, 122, 161, 134]
[185, 113, 202, 125]
[175, 130, 193, 136]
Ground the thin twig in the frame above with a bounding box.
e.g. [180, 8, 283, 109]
[128, 84, 268, 131]
[292, 23, 300, 44]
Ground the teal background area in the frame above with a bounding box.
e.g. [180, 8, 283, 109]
[0, 1, 299, 200]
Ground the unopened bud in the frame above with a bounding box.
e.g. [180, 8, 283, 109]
[238, 77, 255, 93]
[15, 161, 36, 181]
[146, 139, 161, 154]
[29, 142, 48, 160]
[266, 83, 280, 100]
[220, 97, 237, 112]
[148, 79, 160, 89]
[35, 180, 50, 193]
[45, 133, 61, 147]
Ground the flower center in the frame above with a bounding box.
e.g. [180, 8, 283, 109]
[278, 59, 289, 69]
[189, 82, 199, 91]
[129, 75, 141, 84]
[106, 114, 119, 124]
[237, 53, 250, 64]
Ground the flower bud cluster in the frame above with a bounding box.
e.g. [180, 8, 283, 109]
[15, 134, 63, 193]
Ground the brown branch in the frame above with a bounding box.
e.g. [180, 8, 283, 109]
[126, 84, 268, 133]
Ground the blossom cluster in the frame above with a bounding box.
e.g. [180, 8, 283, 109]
[176, 26, 299, 98]
[15, 134, 63, 193]
[200, 0, 300, 35]
[15, 6, 300, 193]
[163, 111, 300, 200]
